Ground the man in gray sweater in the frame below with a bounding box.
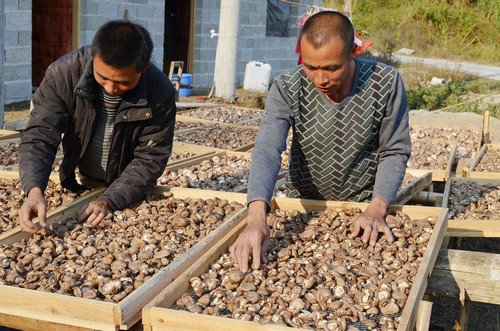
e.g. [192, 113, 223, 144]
[230, 11, 411, 272]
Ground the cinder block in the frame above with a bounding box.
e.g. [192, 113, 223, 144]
[19, 0, 31, 10]
[138, 5, 156, 19]
[5, 80, 32, 103]
[80, 0, 98, 15]
[5, 46, 31, 64]
[4, 0, 19, 10]
[18, 30, 31, 46]
[3, 30, 19, 47]
[118, 4, 138, 19]
[3, 64, 31, 81]
[97, 2, 118, 16]
[5, 11, 31, 29]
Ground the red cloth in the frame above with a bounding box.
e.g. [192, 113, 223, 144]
[295, 16, 373, 64]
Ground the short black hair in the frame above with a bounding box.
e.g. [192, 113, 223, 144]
[299, 11, 355, 59]
[91, 20, 153, 72]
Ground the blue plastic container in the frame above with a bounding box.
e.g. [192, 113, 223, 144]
[179, 88, 191, 97]
[180, 73, 193, 86]
[173, 73, 192, 97]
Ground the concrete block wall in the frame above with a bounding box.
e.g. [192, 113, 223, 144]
[78, 0, 166, 71]
[3, 0, 32, 104]
[0, 0, 165, 105]
[192, 0, 322, 89]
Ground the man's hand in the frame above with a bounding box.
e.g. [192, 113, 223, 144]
[18, 187, 47, 233]
[351, 196, 395, 246]
[77, 200, 114, 226]
[230, 200, 270, 273]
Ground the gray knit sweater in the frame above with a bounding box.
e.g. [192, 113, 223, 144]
[247, 58, 411, 208]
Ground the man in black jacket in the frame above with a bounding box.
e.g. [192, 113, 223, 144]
[18, 20, 176, 233]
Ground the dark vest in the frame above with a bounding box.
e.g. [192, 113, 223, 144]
[282, 59, 396, 201]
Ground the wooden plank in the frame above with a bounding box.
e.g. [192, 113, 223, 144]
[446, 220, 500, 237]
[175, 102, 218, 109]
[143, 199, 447, 331]
[175, 114, 260, 131]
[0, 310, 116, 331]
[469, 144, 487, 171]
[426, 249, 500, 305]
[3, 119, 28, 131]
[482, 110, 490, 144]
[397, 208, 448, 331]
[393, 170, 432, 205]
[416, 300, 433, 331]
[172, 141, 226, 153]
[445, 141, 458, 179]
[458, 288, 470, 331]
[0, 129, 21, 140]
[0, 287, 116, 327]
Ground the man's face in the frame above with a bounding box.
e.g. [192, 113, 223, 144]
[301, 36, 355, 97]
[93, 55, 144, 96]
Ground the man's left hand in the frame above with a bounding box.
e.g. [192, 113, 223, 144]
[350, 196, 395, 246]
[77, 200, 114, 226]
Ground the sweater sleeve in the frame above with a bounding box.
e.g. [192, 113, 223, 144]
[247, 79, 293, 210]
[373, 70, 411, 205]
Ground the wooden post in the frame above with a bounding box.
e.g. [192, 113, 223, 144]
[456, 288, 470, 331]
[416, 300, 433, 331]
[0, 0, 5, 129]
[482, 111, 490, 145]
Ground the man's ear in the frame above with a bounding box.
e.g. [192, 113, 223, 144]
[349, 44, 358, 60]
[142, 62, 152, 73]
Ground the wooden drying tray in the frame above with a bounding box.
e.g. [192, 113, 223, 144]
[407, 140, 458, 182]
[442, 177, 500, 238]
[0, 129, 21, 141]
[427, 249, 500, 306]
[0, 186, 248, 331]
[174, 137, 256, 154]
[163, 150, 287, 194]
[166, 150, 251, 172]
[142, 197, 448, 331]
[409, 124, 484, 155]
[393, 169, 433, 205]
[465, 144, 500, 179]
[175, 114, 260, 134]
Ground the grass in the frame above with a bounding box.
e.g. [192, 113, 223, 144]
[323, 0, 500, 65]
[395, 63, 500, 117]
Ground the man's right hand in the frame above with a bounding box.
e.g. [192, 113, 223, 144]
[18, 187, 47, 233]
[229, 200, 270, 273]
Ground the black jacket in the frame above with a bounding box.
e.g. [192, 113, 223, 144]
[19, 46, 176, 210]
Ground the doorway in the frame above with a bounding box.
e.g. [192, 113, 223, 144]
[32, 0, 74, 87]
[164, 0, 193, 75]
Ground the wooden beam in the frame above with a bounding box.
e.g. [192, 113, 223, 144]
[446, 220, 500, 237]
[393, 171, 432, 205]
[457, 288, 470, 331]
[416, 300, 433, 331]
[427, 249, 500, 305]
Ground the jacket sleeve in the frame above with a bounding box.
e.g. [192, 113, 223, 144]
[247, 79, 293, 211]
[19, 67, 70, 195]
[373, 70, 411, 205]
[98, 97, 176, 211]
